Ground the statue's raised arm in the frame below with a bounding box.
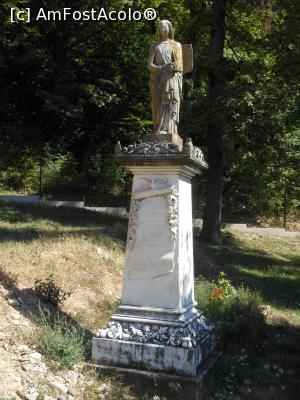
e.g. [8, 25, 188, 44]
[148, 20, 193, 137]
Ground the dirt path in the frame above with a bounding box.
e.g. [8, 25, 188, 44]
[226, 224, 300, 238]
[193, 219, 300, 238]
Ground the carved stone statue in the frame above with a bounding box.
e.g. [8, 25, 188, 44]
[148, 20, 193, 136]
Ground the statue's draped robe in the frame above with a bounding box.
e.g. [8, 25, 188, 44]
[148, 40, 183, 135]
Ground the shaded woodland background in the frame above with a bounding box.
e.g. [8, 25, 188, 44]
[0, 1, 299, 235]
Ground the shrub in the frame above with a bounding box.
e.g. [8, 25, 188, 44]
[216, 286, 265, 350]
[34, 274, 71, 306]
[196, 272, 266, 351]
[32, 308, 85, 369]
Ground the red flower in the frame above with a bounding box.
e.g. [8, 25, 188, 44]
[215, 288, 223, 294]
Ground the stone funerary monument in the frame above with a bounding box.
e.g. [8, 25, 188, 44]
[92, 20, 219, 398]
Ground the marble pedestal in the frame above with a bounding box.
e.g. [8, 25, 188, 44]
[92, 139, 217, 380]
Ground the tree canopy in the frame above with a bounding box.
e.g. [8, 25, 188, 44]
[0, 0, 299, 229]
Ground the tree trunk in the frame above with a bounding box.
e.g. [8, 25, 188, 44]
[201, 0, 227, 244]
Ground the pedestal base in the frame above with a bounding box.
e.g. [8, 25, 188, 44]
[94, 138, 216, 392]
[91, 349, 221, 400]
[92, 330, 215, 376]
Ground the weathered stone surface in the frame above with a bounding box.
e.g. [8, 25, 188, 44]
[96, 316, 213, 348]
[92, 350, 221, 400]
[66, 385, 76, 396]
[143, 133, 183, 147]
[29, 351, 42, 361]
[148, 21, 184, 135]
[121, 174, 181, 309]
[118, 171, 197, 314]
[48, 381, 68, 395]
[92, 334, 215, 376]
[7, 297, 21, 307]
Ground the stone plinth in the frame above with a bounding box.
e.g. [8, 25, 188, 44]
[92, 139, 217, 384]
[93, 331, 216, 376]
[143, 132, 183, 147]
[91, 350, 222, 400]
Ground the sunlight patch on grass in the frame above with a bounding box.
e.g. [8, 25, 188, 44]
[238, 266, 299, 281]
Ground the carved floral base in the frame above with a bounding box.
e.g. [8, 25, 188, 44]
[96, 315, 214, 349]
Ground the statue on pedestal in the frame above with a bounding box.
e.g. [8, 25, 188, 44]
[92, 21, 218, 395]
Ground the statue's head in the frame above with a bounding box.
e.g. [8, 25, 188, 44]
[158, 20, 174, 40]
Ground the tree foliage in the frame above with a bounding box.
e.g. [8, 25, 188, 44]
[0, 0, 299, 220]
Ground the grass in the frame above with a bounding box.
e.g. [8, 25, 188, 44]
[1, 203, 300, 399]
[193, 229, 300, 400]
[96, 298, 120, 327]
[194, 229, 300, 321]
[32, 307, 85, 369]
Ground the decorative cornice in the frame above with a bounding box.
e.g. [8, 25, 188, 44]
[184, 138, 206, 164]
[115, 139, 208, 169]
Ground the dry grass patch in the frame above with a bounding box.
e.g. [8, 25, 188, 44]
[0, 204, 125, 332]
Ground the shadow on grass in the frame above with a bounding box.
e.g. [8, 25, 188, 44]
[194, 231, 300, 310]
[211, 318, 300, 400]
[247, 319, 300, 399]
[0, 203, 128, 245]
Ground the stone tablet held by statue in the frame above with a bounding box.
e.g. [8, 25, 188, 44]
[182, 44, 193, 74]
